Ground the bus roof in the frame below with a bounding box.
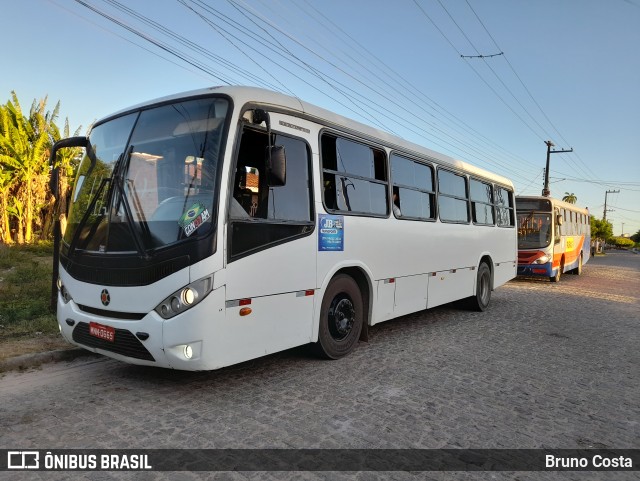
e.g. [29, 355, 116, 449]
[97, 85, 514, 189]
[516, 195, 589, 214]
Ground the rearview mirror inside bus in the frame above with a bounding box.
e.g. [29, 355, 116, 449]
[267, 145, 286, 187]
[556, 214, 563, 225]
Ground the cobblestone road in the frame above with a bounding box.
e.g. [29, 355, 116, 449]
[1, 252, 638, 481]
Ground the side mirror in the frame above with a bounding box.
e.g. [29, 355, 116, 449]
[49, 136, 91, 199]
[266, 145, 286, 187]
[556, 214, 563, 226]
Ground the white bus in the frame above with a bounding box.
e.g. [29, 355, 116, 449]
[50, 86, 517, 370]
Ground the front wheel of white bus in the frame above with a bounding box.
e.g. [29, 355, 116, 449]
[316, 274, 363, 360]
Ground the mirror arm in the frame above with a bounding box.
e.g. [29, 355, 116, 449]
[48, 136, 90, 311]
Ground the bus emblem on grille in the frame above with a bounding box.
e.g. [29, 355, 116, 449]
[100, 289, 111, 306]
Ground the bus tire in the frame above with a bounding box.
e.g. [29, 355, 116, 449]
[466, 262, 491, 312]
[573, 253, 583, 275]
[315, 274, 363, 360]
[551, 260, 563, 282]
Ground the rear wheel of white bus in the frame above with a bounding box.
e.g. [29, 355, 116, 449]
[466, 262, 492, 311]
[316, 274, 363, 360]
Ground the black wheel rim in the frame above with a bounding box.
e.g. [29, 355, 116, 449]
[328, 294, 355, 341]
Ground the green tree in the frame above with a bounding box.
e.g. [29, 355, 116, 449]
[0, 91, 80, 244]
[562, 192, 577, 204]
[631, 229, 640, 243]
[0, 164, 13, 243]
[611, 236, 634, 249]
[590, 216, 613, 241]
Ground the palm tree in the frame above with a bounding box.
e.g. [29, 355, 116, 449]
[562, 192, 577, 204]
[0, 165, 13, 244]
[0, 92, 79, 243]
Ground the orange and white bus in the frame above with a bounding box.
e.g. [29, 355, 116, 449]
[516, 196, 590, 282]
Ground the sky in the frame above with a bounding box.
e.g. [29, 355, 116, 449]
[4, 0, 639, 235]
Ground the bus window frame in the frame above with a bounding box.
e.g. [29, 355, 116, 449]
[469, 176, 496, 227]
[436, 167, 470, 225]
[319, 129, 389, 219]
[389, 150, 436, 222]
[494, 185, 516, 228]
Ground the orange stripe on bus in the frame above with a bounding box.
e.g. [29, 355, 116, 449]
[553, 236, 584, 268]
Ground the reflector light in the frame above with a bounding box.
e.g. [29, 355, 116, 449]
[239, 307, 252, 316]
[305, 289, 314, 296]
[239, 298, 252, 306]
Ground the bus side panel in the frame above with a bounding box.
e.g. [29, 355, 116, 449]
[583, 233, 591, 265]
[375, 279, 396, 323]
[493, 260, 517, 289]
[394, 274, 428, 317]
[219, 291, 315, 367]
[427, 268, 474, 309]
[224, 234, 317, 361]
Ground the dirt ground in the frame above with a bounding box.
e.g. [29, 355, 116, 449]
[0, 334, 72, 362]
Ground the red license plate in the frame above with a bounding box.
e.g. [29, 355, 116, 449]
[89, 322, 115, 342]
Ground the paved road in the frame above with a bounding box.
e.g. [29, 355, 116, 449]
[1, 251, 638, 480]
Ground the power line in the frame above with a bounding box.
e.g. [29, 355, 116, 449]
[463, 0, 601, 183]
[289, 0, 543, 175]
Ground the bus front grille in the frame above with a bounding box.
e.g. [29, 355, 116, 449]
[72, 322, 155, 362]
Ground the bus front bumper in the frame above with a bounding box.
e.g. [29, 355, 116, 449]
[517, 262, 553, 277]
[57, 286, 226, 371]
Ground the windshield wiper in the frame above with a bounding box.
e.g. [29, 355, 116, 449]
[67, 177, 111, 257]
[112, 145, 149, 259]
[68, 146, 149, 259]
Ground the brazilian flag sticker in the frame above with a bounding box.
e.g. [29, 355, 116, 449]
[178, 202, 211, 237]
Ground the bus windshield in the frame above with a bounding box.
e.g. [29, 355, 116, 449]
[63, 97, 228, 253]
[517, 211, 552, 249]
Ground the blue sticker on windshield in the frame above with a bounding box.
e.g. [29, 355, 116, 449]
[178, 202, 210, 237]
[318, 214, 344, 251]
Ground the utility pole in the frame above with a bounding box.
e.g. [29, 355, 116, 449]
[603, 189, 619, 220]
[542, 141, 573, 197]
[621, 223, 625, 237]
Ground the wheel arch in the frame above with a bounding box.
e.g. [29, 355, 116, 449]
[477, 253, 494, 292]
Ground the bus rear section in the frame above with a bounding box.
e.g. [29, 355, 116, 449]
[516, 196, 590, 282]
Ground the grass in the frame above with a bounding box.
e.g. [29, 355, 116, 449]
[0, 241, 58, 340]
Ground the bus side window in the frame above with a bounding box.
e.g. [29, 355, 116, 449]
[321, 134, 388, 216]
[438, 169, 469, 223]
[494, 186, 515, 227]
[390, 153, 435, 220]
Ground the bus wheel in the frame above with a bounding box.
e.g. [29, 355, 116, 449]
[551, 261, 563, 282]
[466, 262, 491, 312]
[573, 254, 583, 275]
[315, 274, 363, 360]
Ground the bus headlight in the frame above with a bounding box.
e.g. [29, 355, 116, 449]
[533, 255, 550, 264]
[155, 275, 213, 319]
[57, 278, 72, 304]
